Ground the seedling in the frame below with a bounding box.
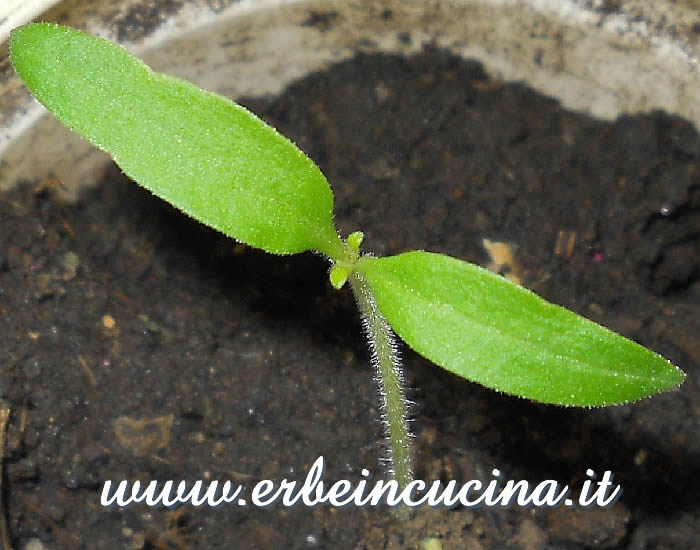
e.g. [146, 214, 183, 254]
[9, 23, 685, 494]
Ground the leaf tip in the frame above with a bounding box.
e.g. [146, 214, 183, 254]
[329, 265, 349, 290]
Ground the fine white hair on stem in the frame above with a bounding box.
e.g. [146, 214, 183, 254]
[349, 271, 413, 490]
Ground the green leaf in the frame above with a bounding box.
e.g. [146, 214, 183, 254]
[9, 23, 344, 258]
[358, 251, 685, 406]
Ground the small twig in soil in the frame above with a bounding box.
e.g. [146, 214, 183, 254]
[0, 406, 12, 550]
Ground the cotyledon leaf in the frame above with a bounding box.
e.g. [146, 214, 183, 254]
[358, 251, 685, 406]
[9, 23, 344, 259]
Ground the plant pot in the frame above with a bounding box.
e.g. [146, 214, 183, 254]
[0, 1, 698, 548]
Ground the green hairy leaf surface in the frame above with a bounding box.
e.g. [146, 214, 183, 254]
[9, 23, 344, 258]
[358, 251, 685, 406]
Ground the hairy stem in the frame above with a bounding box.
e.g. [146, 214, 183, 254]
[348, 271, 413, 495]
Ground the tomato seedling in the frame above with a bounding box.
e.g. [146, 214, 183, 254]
[9, 23, 685, 493]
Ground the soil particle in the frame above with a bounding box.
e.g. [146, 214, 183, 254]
[546, 504, 630, 548]
[1, 47, 698, 548]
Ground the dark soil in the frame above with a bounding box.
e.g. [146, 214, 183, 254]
[1, 47, 698, 550]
